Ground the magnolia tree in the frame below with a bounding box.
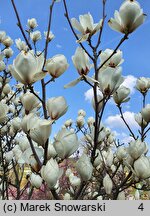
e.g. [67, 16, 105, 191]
[0, 0, 150, 200]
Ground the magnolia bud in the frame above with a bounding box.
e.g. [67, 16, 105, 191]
[0, 31, 6, 43]
[69, 174, 81, 187]
[47, 142, 57, 159]
[78, 109, 86, 117]
[5, 151, 13, 163]
[30, 173, 42, 189]
[116, 146, 127, 161]
[46, 55, 69, 78]
[141, 104, 150, 123]
[15, 38, 28, 51]
[134, 113, 147, 127]
[103, 174, 113, 195]
[3, 48, 13, 58]
[47, 96, 68, 120]
[76, 154, 93, 181]
[53, 128, 79, 159]
[64, 119, 73, 128]
[64, 193, 71, 200]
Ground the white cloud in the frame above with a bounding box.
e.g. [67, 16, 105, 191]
[84, 88, 102, 102]
[121, 75, 137, 94]
[56, 44, 62, 49]
[105, 111, 139, 129]
[84, 88, 93, 102]
[113, 131, 134, 144]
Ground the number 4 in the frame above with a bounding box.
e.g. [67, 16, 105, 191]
[138, 203, 144, 211]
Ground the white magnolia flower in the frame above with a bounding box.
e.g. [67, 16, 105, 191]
[27, 18, 38, 29]
[64, 119, 73, 128]
[69, 174, 81, 187]
[3, 83, 11, 95]
[2, 36, 13, 47]
[27, 116, 52, 146]
[98, 67, 124, 95]
[71, 13, 103, 42]
[0, 31, 6, 43]
[5, 151, 14, 163]
[141, 104, 150, 123]
[76, 154, 93, 181]
[3, 48, 13, 58]
[0, 102, 8, 123]
[41, 158, 62, 189]
[46, 55, 69, 78]
[108, 0, 146, 34]
[128, 140, 147, 160]
[117, 191, 126, 200]
[92, 94, 103, 113]
[64, 193, 71, 200]
[30, 31, 41, 42]
[20, 92, 40, 113]
[116, 146, 127, 161]
[72, 47, 92, 76]
[103, 174, 113, 194]
[9, 50, 46, 84]
[0, 61, 5, 71]
[100, 49, 124, 68]
[30, 173, 42, 189]
[134, 113, 147, 127]
[78, 109, 86, 117]
[113, 85, 130, 105]
[44, 31, 55, 42]
[76, 116, 85, 128]
[47, 96, 68, 120]
[134, 156, 150, 179]
[17, 136, 30, 152]
[47, 142, 57, 159]
[11, 117, 21, 132]
[15, 38, 28, 51]
[87, 117, 95, 128]
[53, 128, 79, 159]
[136, 77, 150, 93]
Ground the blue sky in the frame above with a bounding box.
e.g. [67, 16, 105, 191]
[0, 0, 150, 143]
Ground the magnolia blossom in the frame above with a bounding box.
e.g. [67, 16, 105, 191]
[30, 31, 41, 42]
[3, 83, 11, 95]
[103, 174, 113, 194]
[17, 136, 30, 152]
[136, 77, 150, 93]
[30, 173, 42, 189]
[141, 104, 150, 123]
[128, 140, 147, 160]
[53, 128, 79, 159]
[15, 38, 28, 51]
[27, 115, 52, 146]
[41, 158, 62, 189]
[72, 47, 92, 76]
[20, 92, 40, 113]
[64, 119, 73, 128]
[9, 50, 46, 84]
[46, 55, 69, 78]
[100, 49, 124, 68]
[3, 48, 13, 58]
[0, 102, 8, 123]
[117, 191, 126, 200]
[71, 13, 103, 42]
[98, 67, 124, 95]
[27, 18, 38, 29]
[0, 31, 6, 43]
[92, 94, 103, 113]
[116, 146, 127, 161]
[76, 154, 93, 181]
[44, 31, 55, 42]
[47, 96, 68, 120]
[2, 36, 13, 47]
[134, 113, 147, 127]
[5, 151, 14, 163]
[108, 0, 146, 34]
[0, 61, 5, 71]
[113, 85, 130, 105]
[69, 173, 81, 187]
[47, 142, 57, 159]
[134, 156, 150, 179]
[11, 117, 21, 132]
